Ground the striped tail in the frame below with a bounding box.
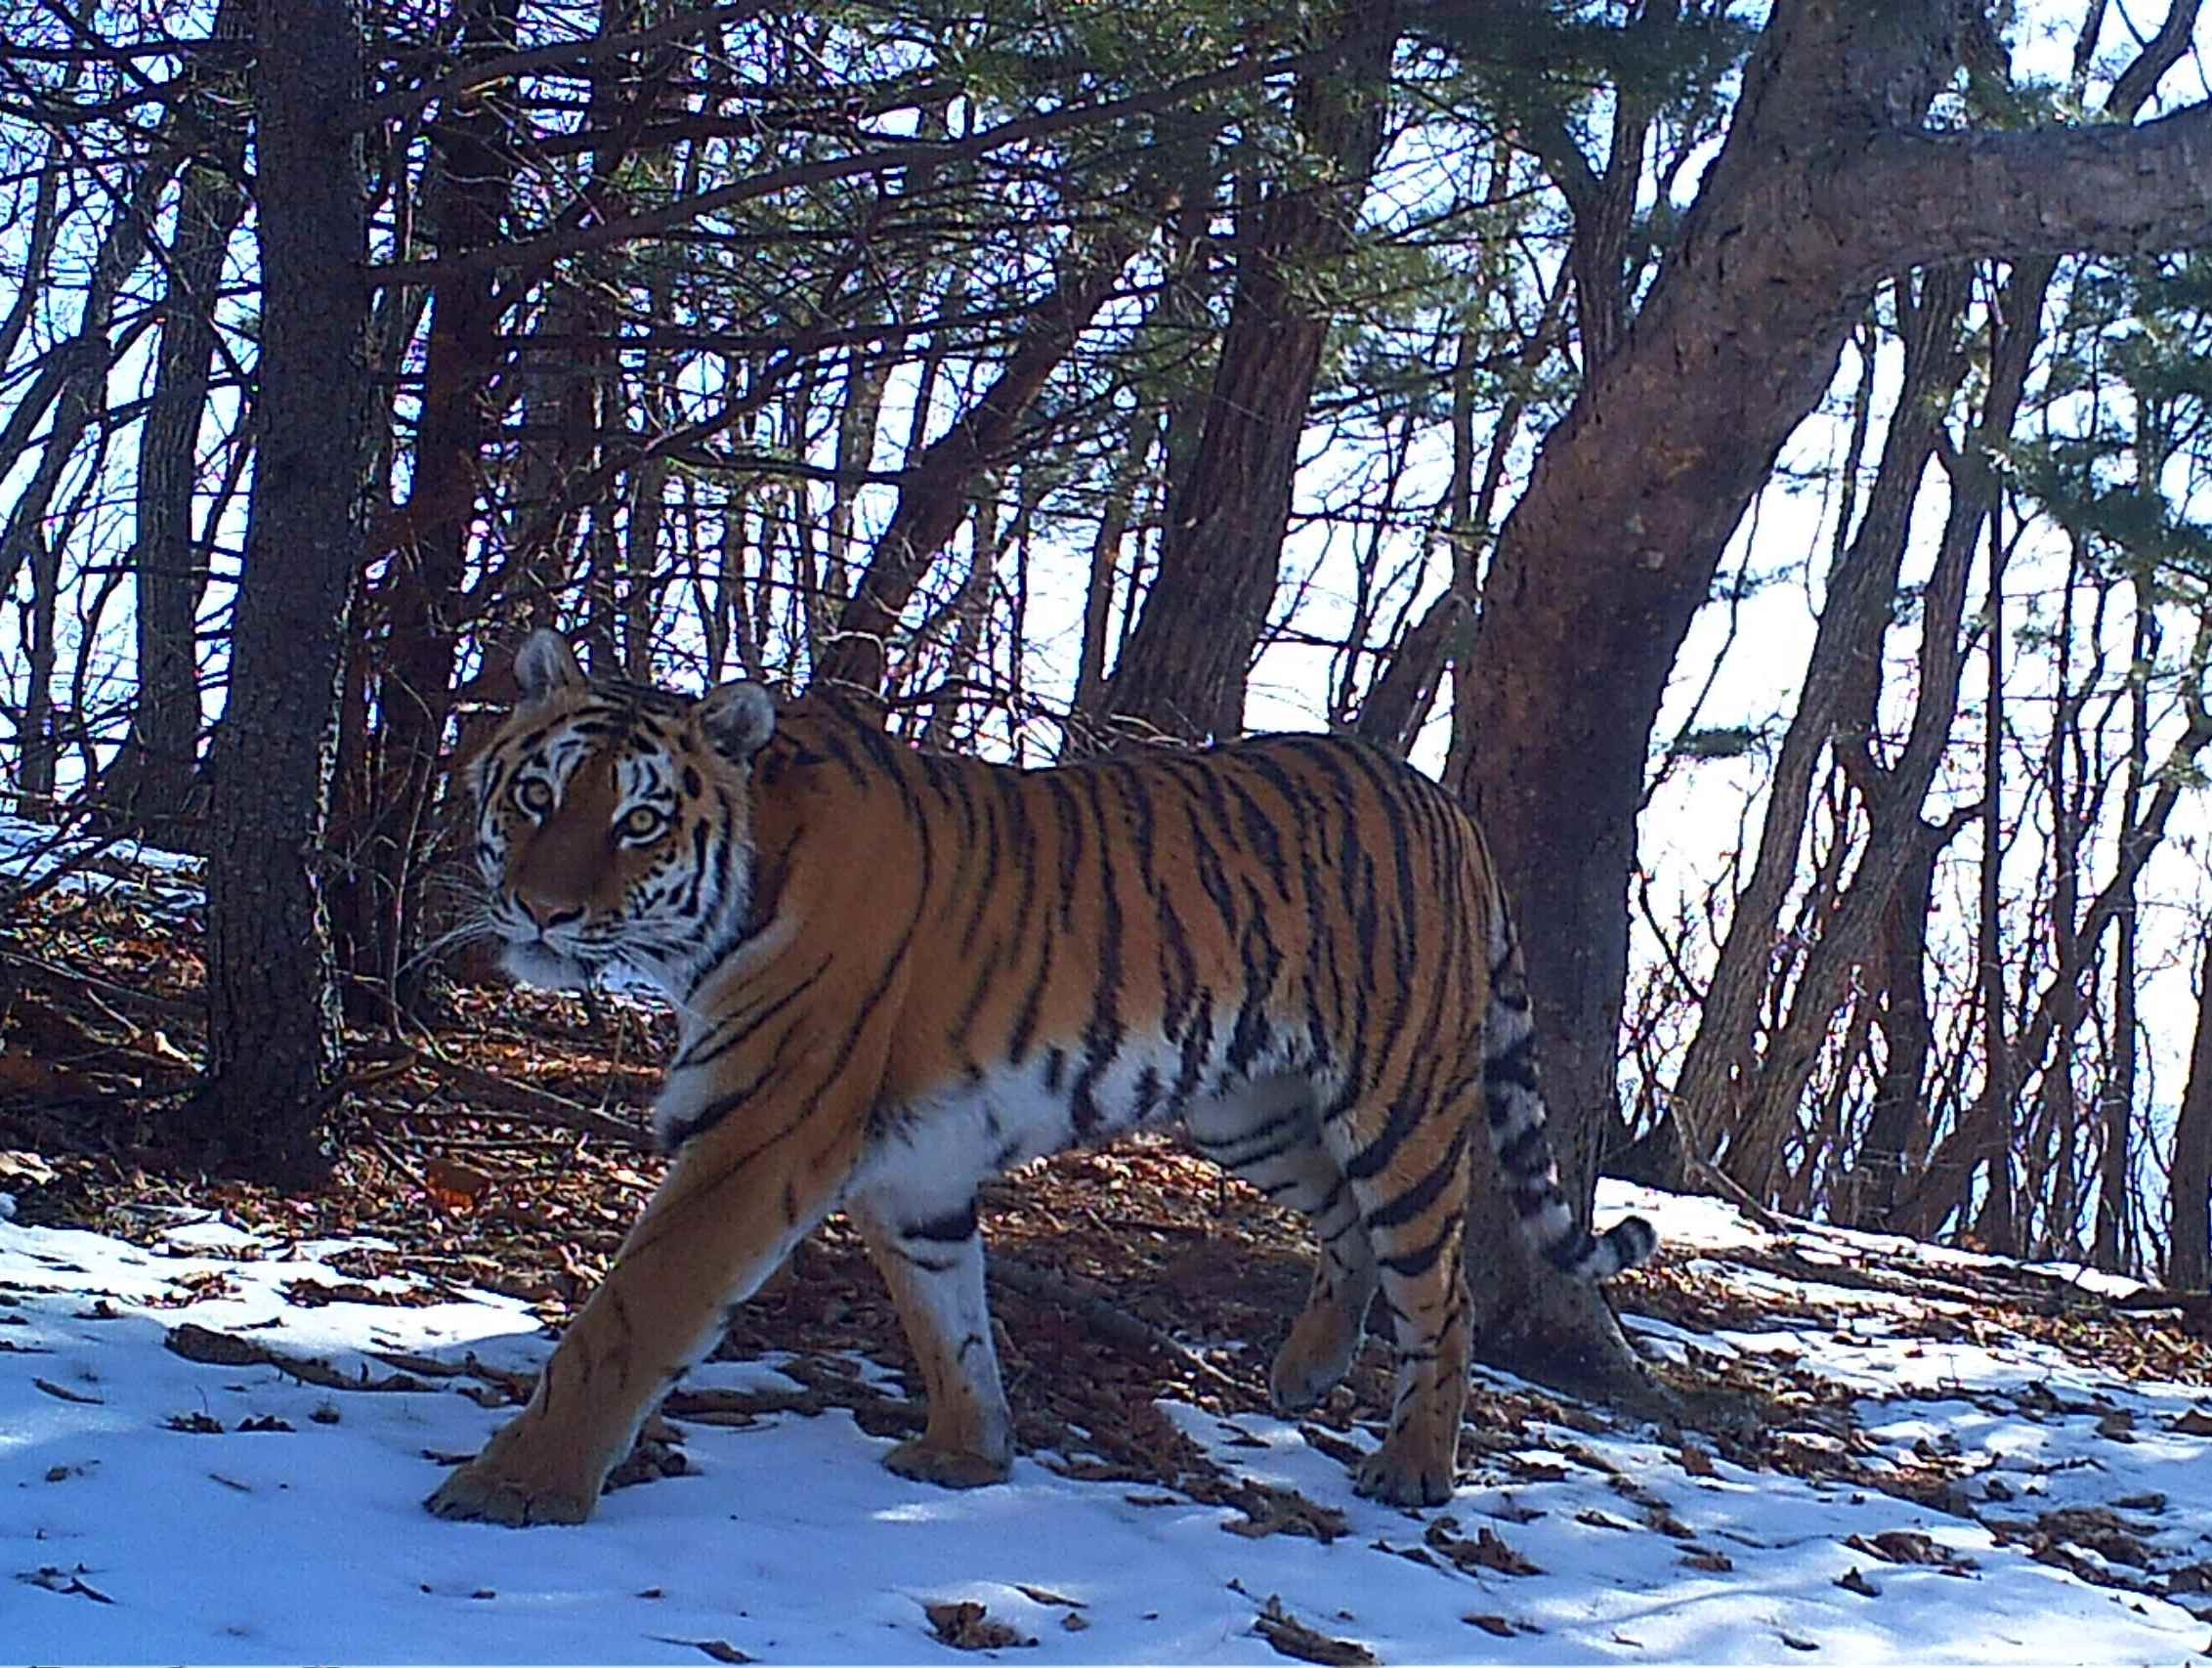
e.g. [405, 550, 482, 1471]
[1481, 897, 1658, 1280]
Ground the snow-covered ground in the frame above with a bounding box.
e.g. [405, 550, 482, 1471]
[7, 1184, 2210, 1664]
[0, 811, 203, 920]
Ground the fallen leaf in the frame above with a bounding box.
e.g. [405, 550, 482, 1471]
[16, 1564, 114, 1604]
[1252, 1597, 1377, 1666]
[1425, 1518, 1543, 1576]
[651, 1640, 752, 1664]
[1836, 1568, 1879, 1598]
[1464, 1613, 1515, 1637]
[1575, 1509, 1636, 1532]
[1011, 1583, 1082, 1609]
[31, 1377, 102, 1405]
[924, 1601, 1035, 1650]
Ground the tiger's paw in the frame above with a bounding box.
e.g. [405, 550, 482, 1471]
[424, 1458, 598, 1527]
[881, 1437, 1012, 1490]
[1268, 1334, 1356, 1417]
[1351, 1439, 1455, 1509]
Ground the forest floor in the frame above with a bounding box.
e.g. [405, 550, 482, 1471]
[4, 817, 2212, 1664]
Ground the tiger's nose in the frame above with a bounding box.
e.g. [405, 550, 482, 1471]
[515, 895, 584, 932]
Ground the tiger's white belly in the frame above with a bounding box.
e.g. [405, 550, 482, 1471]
[847, 1025, 1331, 1223]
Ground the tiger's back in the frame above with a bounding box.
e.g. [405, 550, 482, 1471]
[426, 634, 1653, 1526]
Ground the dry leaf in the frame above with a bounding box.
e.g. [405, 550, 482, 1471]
[1425, 1518, 1543, 1577]
[924, 1602, 1035, 1650]
[1252, 1597, 1377, 1666]
[1464, 1613, 1516, 1637]
[651, 1637, 752, 1663]
[32, 1377, 103, 1405]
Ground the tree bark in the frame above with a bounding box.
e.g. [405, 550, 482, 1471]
[334, 0, 522, 1021]
[177, 0, 371, 1186]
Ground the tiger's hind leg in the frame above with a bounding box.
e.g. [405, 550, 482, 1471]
[849, 1191, 1014, 1489]
[1186, 1077, 1379, 1418]
[1329, 1095, 1475, 1509]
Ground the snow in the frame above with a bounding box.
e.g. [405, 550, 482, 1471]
[8, 1187, 2212, 1664]
[0, 812, 203, 920]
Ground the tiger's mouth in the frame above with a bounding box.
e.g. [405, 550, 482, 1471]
[501, 937, 597, 992]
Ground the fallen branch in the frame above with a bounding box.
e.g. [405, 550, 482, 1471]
[990, 1256, 1256, 1401]
[393, 1044, 650, 1148]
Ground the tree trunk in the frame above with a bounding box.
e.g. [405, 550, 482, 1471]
[815, 219, 1149, 697]
[116, 0, 253, 841]
[2169, 927, 2212, 1292]
[177, 0, 371, 1187]
[1098, 1, 1396, 741]
[1852, 811, 1967, 1229]
[1666, 268, 1967, 1180]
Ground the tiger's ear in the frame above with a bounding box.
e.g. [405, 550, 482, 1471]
[515, 629, 584, 704]
[698, 680, 777, 762]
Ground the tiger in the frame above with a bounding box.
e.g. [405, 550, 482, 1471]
[424, 628, 1655, 1526]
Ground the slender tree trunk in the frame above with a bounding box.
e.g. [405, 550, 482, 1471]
[116, 0, 253, 840]
[1666, 269, 1968, 1180]
[1973, 508, 2018, 1254]
[1852, 811, 1969, 1229]
[333, 0, 521, 1020]
[2169, 927, 2212, 1291]
[1098, 1, 1396, 741]
[178, 0, 371, 1186]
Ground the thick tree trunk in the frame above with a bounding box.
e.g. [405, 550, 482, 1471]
[1098, 1, 1396, 741]
[177, 0, 370, 1186]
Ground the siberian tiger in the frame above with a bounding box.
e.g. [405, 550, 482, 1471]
[425, 630, 1654, 1526]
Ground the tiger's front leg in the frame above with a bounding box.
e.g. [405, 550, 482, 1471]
[425, 1100, 869, 1526]
[849, 1192, 1013, 1488]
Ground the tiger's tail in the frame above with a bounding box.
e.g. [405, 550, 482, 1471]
[1480, 890, 1657, 1281]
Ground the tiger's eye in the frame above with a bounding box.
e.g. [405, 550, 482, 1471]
[617, 805, 666, 842]
[513, 778, 554, 818]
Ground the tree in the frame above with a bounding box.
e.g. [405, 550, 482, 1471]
[176, 0, 372, 1184]
[1453, 0, 2212, 1372]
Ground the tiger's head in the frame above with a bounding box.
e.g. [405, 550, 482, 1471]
[471, 630, 778, 997]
